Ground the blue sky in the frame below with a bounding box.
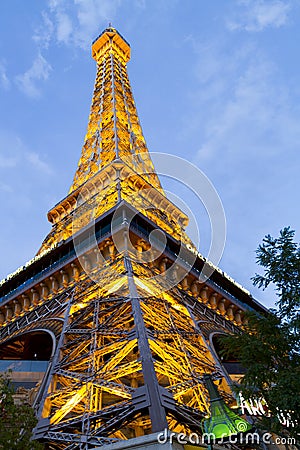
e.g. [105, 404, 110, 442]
[0, 0, 299, 308]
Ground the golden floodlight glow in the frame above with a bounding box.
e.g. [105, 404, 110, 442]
[50, 384, 89, 425]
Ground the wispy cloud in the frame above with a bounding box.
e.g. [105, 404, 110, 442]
[26, 152, 53, 175]
[46, 0, 73, 45]
[0, 129, 54, 279]
[56, 10, 73, 43]
[0, 131, 53, 175]
[0, 60, 10, 90]
[134, 0, 146, 8]
[0, 132, 21, 168]
[17, 0, 122, 100]
[182, 33, 300, 177]
[15, 53, 52, 98]
[195, 46, 300, 163]
[0, 182, 13, 193]
[227, 0, 291, 32]
[0, 155, 18, 168]
[37, 0, 122, 49]
[33, 12, 55, 49]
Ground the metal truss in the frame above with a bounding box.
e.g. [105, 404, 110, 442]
[31, 253, 235, 449]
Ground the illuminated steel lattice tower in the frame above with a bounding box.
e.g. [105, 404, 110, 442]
[0, 27, 264, 449]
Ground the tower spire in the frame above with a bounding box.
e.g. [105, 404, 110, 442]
[69, 26, 162, 194]
[39, 26, 191, 254]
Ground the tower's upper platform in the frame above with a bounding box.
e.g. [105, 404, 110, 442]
[92, 27, 131, 63]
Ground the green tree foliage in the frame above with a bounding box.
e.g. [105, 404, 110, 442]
[222, 227, 300, 438]
[0, 372, 43, 449]
[253, 227, 300, 331]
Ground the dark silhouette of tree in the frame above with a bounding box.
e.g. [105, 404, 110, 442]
[0, 372, 43, 449]
[222, 227, 300, 439]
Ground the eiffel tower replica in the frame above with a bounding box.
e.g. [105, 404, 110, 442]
[0, 27, 265, 449]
